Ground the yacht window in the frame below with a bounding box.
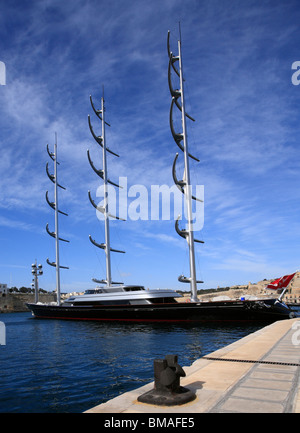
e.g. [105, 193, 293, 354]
[85, 289, 103, 294]
[124, 286, 144, 292]
[102, 288, 120, 293]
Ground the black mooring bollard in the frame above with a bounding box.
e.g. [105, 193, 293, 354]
[137, 355, 196, 406]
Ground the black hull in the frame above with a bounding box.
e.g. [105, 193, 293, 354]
[26, 299, 295, 323]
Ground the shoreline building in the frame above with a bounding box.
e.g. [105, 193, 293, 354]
[0, 284, 8, 295]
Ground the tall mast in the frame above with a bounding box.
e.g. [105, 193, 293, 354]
[101, 96, 112, 285]
[168, 30, 204, 302]
[88, 91, 125, 286]
[46, 133, 69, 305]
[54, 135, 61, 298]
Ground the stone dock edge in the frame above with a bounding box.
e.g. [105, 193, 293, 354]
[85, 318, 300, 414]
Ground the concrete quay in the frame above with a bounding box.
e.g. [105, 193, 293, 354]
[85, 318, 300, 413]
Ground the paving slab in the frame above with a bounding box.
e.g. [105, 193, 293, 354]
[85, 318, 300, 414]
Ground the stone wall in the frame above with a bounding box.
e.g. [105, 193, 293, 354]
[284, 272, 300, 304]
[0, 293, 56, 313]
[181, 272, 300, 303]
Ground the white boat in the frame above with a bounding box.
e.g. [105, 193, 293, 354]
[63, 285, 182, 307]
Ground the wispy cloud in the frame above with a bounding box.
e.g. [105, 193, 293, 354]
[0, 215, 39, 233]
[1, 0, 300, 290]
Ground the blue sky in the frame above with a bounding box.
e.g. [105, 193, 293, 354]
[0, 0, 300, 293]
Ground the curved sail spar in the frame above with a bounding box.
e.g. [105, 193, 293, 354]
[88, 93, 125, 287]
[168, 30, 204, 302]
[45, 134, 69, 305]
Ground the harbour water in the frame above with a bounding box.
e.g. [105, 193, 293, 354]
[0, 312, 274, 413]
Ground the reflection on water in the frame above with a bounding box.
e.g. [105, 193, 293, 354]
[0, 312, 264, 413]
